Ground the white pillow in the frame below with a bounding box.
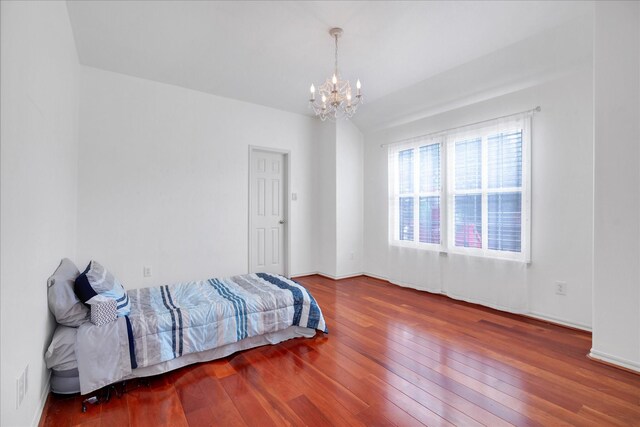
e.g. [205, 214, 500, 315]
[74, 260, 130, 316]
[45, 325, 78, 371]
[47, 258, 90, 327]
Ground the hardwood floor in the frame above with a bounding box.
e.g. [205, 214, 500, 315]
[40, 275, 640, 426]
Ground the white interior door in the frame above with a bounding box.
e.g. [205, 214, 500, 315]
[250, 150, 286, 275]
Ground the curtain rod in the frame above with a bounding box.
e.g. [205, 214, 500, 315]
[380, 106, 541, 148]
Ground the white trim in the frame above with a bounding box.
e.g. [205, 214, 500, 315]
[445, 118, 531, 263]
[527, 311, 592, 332]
[365, 274, 593, 329]
[289, 271, 320, 279]
[290, 271, 367, 280]
[31, 373, 50, 427]
[589, 349, 640, 373]
[332, 274, 594, 334]
[248, 146, 291, 277]
[388, 138, 444, 250]
[316, 272, 365, 280]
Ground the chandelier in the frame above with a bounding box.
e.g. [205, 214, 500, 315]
[308, 28, 362, 121]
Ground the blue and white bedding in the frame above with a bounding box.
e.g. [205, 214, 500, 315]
[76, 273, 327, 394]
[128, 272, 327, 368]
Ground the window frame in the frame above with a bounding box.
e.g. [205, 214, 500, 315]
[388, 115, 531, 263]
[389, 138, 444, 251]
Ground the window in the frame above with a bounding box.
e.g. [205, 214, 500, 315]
[389, 114, 530, 262]
[389, 138, 442, 248]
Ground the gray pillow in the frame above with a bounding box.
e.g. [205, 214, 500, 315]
[47, 258, 90, 327]
[44, 325, 78, 371]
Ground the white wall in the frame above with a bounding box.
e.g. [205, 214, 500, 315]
[591, 1, 640, 372]
[77, 67, 322, 288]
[362, 17, 594, 329]
[315, 122, 338, 277]
[313, 119, 364, 279]
[336, 120, 364, 278]
[0, 2, 79, 426]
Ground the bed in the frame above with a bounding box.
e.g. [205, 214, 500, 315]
[45, 259, 327, 396]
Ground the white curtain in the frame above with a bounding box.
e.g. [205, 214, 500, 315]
[385, 112, 532, 313]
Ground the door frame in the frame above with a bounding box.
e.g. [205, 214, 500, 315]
[248, 145, 291, 277]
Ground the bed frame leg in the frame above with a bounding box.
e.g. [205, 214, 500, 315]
[80, 379, 156, 413]
[80, 385, 112, 413]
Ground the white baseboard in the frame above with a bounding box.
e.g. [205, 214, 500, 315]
[589, 349, 640, 373]
[296, 272, 594, 333]
[32, 373, 50, 427]
[364, 275, 595, 332]
[289, 271, 320, 278]
[291, 271, 366, 280]
[527, 311, 592, 332]
[316, 272, 365, 280]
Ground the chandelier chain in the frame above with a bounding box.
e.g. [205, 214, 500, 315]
[334, 34, 338, 76]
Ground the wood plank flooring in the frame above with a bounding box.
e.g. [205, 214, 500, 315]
[40, 275, 640, 426]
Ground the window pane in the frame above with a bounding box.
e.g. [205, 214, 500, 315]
[488, 131, 522, 189]
[398, 149, 414, 194]
[420, 144, 440, 193]
[419, 196, 440, 244]
[454, 195, 482, 248]
[455, 138, 481, 190]
[488, 192, 522, 252]
[399, 197, 414, 241]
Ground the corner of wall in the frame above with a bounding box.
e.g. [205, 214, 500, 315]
[1, 1, 80, 425]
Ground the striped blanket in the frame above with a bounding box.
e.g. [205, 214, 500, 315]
[126, 273, 327, 368]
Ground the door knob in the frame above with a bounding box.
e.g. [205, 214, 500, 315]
[279, 220, 286, 224]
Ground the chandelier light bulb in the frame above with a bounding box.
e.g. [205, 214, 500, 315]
[307, 27, 363, 121]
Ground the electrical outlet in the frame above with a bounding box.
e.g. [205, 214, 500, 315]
[555, 281, 567, 296]
[143, 266, 152, 278]
[291, 193, 298, 201]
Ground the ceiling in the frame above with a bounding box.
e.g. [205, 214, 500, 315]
[67, 1, 592, 120]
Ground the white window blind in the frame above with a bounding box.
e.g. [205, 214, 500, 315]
[389, 112, 531, 262]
